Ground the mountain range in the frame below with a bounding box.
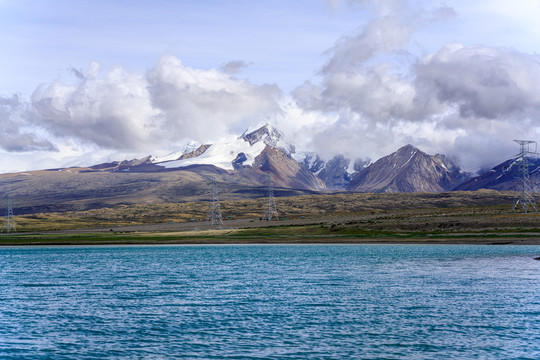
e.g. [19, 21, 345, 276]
[0, 123, 534, 214]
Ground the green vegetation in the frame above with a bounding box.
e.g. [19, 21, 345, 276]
[1, 223, 539, 246]
[2, 190, 540, 245]
[10, 190, 517, 231]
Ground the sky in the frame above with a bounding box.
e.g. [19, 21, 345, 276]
[2, 0, 540, 173]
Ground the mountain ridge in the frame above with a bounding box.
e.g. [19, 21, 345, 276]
[347, 144, 468, 193]
[0, 124, 531, 215]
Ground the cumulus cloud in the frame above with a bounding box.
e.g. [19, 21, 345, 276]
[29, 55, 282, 152]
[146, 55, 281, 142]
[295, 64, 428, 122]
[0, 95, 56, 152]
[291, 0, 540, 172]
[415, 43, 540, 120]
[322, 15, 413, 74]
[400, 44, 540, 170]
[10, 0, 540, 174]
[303, 39, 540, 171]
[31, 65, 159, 150]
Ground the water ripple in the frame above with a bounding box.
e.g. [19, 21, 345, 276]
[0, 244, 539, 359]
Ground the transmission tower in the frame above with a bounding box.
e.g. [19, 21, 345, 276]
[511, 140, 538, 213]
[1, 192, 16, 233]
[262, 174, 279, 220]
[207, 178, 223, 225]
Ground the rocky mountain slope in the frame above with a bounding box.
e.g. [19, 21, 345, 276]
[90, 124, 323, 191]
[347, 144, 468, 193]
[0, 124, 325, 214]
[297, 153, 370, 190]
[454, 157, 540, 191]
[4, 123, 532, 215]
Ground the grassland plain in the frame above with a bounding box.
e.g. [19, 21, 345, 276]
[2, 190, 540, 245]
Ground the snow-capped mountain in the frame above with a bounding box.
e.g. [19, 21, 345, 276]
[7, 119, 535, 215]
[454, 157, 540, 191]
[152, 123, 293, 171]
[150, 123, 364, 190]
[147, 123, 322, 190]
[93, 126, 470, 193]
[348, 144, 468, 193]
[156, 134, 266, 170]
[240, 123, 295, 154]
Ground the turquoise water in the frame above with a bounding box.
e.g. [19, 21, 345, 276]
[0, 244, 539, 359]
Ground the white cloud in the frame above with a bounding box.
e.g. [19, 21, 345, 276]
[415, 43, 540, 120]
[28, 55, 282, 152]
[30, 64, 159, 150]
[321, 15, 414, 74]
[289, 1, 540, 172]
[146, 55, 282, 143]
[0, 94, 56, 152]
[6, 0, 540, 175]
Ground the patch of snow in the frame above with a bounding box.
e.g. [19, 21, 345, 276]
[159, 135, 266, 170]
[151, 140, 201, 163]
[291, 151, 307, 164]
[346, 160, 356, 174]
[400, 150, 417, 168]
[241, 120, 271, 136]
[241, 123, 294, 155]
[293, 151, 317, 167]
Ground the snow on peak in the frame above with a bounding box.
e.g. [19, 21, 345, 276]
[158, 134, 266, 170]
[151, 140, 202, 163]
[241, 123, 294, 154]
[154, 124, 295, 171]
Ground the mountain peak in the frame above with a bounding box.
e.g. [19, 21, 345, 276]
[241, 123, 281, 145]
[348, 144, 465, 193]
[396, 144, 420, 156]
[241, 123, 294, 154]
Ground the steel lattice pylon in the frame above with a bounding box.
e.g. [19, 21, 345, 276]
[207, 178, 223, 226]
[1, 192, 16, 233]
[262, 174, 279, 220]
[511, 140, 538, 213]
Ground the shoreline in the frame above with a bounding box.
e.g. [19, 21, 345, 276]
[2, 234, 540, 246]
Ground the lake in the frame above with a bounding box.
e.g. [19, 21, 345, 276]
[1, 244, 539, 359]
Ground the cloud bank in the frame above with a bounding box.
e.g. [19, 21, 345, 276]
[0, 95, 56, 152]
[5, 0, 540, 174]
[28, 56, 281, 153]
[291, 0, 540, 171]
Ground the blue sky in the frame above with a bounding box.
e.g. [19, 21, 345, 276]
[2, 0, 540, 173]
[0, 0, 365, 95]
